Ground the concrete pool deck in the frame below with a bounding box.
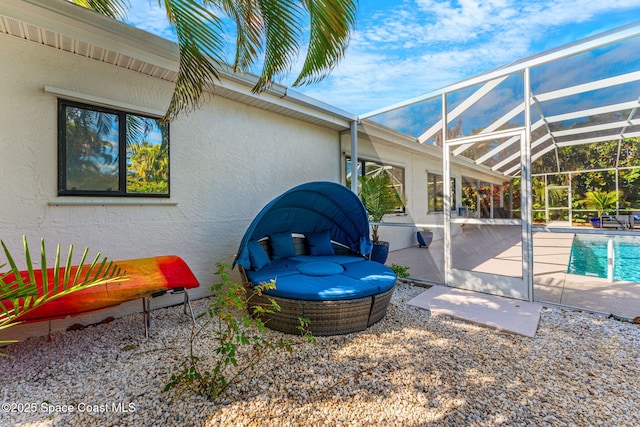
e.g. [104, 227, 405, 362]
[387, 226, 640, 320]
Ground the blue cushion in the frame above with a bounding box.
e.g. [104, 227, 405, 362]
[246, 259, 302, 284]
[297, 261, 344, 276]
[305, 230, 335, 256]
[262, 274, 380, 301]
[290, 255, 364, 265]
[247, 240, 270, 270]
[269, 232, 296, 259]
[342, 260, 397, 293]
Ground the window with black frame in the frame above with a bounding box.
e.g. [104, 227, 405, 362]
[427, 172, 456, 212]
[345, 156, 405, 212]
[58, 100, 169, 197]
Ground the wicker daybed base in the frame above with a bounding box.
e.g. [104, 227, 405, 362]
[246, 286, 394, 336]
[239, 237, 395, 336]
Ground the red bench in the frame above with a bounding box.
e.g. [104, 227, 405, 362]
[2, 255, 199, 336]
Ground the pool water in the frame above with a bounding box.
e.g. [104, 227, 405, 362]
[567, 234, 640, 282]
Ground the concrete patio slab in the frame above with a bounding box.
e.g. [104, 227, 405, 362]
[407, 285, 542, 337]
[389, 227, 640, 320]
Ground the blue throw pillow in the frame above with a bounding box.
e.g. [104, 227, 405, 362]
[248, 240, 270, 270]
[305, 230, 335, 256]
[269, 232, 296, 259]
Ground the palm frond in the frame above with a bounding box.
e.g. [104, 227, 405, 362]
[70, 0, 129, 19]
[0, 237, 128, 331]
[582, 190, 622, 216]
[161, 0, 227, 122]
[358, 172, 404, 242]
[216, 0, 263, 73]
[294, 0, 357, 86]
[250, 0, 304, 92]
[73, 0, 357, 120]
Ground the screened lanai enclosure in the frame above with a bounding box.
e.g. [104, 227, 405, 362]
[364, 22, 640, 319]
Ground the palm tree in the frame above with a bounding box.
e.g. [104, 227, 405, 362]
[358, 171, 405, 243]
[125, 115, 169, 193]
[582, 190, 621, 218]
[127, 141, 169, 193]
[1, 237, 127, 354]
[70, 0, 358, 123]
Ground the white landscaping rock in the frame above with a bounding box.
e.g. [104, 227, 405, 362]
[0, 283, 638, 427]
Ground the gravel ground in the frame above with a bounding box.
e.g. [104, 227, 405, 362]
[1, 282, 639, 427]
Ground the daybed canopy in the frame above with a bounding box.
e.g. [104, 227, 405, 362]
[234, 181, 372, 270]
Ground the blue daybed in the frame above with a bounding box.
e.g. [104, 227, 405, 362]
[234, 181, 397, 335]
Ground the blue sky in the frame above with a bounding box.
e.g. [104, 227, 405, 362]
[124, 0, 640, 115]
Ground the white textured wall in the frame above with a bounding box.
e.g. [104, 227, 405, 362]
[0, 35, 340, 339]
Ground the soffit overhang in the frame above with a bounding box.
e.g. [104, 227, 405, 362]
[0, 0, 355, 131]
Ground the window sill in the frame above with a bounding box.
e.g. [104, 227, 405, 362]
[49, 199, 178, 207]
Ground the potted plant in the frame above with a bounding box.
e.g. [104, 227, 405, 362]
[417, 227, 433, 248]
[582, 190, 620, 228]
[358, 172, 405, 264]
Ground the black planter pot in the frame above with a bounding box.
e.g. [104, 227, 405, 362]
[589, 217, 601, 228]
[370, 241, 390, 264]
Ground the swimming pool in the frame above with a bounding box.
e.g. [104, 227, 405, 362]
[567, 234, 640, 282]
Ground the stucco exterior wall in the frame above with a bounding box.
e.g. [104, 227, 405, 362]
[0, 35, 341, 338]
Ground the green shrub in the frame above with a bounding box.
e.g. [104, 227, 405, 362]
[165, 262, 314, 400]
[390, 264, 410, 279]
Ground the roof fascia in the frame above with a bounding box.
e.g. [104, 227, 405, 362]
[0, 0, 179, 70]
[1, 0, 355, 127]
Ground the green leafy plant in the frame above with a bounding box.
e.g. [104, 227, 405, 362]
[165, 263, 314, 400]
[390, 264, 410, 279]
[72, 0, 357, 122]
[582, 190, 622, 217]
[0, 236, 127, 355]
[358, 172, 405, 243]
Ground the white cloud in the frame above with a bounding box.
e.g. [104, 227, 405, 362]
[125, 0, 176, 42]
[295, 0, 640, 114]
[118, 0, 640, 115]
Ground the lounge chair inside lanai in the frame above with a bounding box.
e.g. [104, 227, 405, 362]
[233, 181, 397, 335]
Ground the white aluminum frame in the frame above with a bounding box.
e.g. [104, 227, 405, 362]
[361, 22, 640, 178]
[444, 128, 533, 300]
